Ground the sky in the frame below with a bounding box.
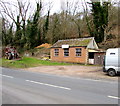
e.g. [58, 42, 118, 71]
[0, 0, 118, 23]
[0, 0, 92, 25]
[0, 0, 88, 28]
[0, 0, 90, 17]
[43, 0, 61, 14]
[42, 0, 86, 14]
[1, 0, 118, 16]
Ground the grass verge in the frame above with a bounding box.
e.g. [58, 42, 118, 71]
[0, 57, 71, 68]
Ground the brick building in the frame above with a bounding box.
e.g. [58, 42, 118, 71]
[50, 37, 105, 65]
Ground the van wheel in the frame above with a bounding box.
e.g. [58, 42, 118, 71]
[108, 69, 116, 77]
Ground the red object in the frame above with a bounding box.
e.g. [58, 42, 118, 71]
[4, 46, 19, 60]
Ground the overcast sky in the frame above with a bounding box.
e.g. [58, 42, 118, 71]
[1, 0, 91, 16]
[0, 0, 118, 21]
[1, 0, 118, 15]
[41, 0, 87, 14]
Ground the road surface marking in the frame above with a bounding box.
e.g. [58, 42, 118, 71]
[108, 96, 120, 99]
[0, 74, 14, 78]
[26, 80, 71, 90]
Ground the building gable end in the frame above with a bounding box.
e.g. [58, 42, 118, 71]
[87, 38, 98, 49]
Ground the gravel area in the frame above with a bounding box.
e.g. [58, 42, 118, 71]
[22, 65, 119, 81]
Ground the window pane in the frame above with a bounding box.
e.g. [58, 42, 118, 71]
[76, 48, 82, 56]
[54, 49, 59, 56]
[64, 48, 69, 56]
[110, 53, 115, 55]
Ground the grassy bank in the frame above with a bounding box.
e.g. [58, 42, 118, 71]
[0, 57, 71, 68]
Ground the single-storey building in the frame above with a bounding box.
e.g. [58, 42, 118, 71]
[50, 37, 105, 65]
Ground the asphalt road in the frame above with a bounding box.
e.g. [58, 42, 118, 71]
[0, 67, 119, 104]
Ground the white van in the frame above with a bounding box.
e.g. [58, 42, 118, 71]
[103, 48, 120, 76]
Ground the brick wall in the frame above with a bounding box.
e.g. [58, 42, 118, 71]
[50, 47, 88, 64]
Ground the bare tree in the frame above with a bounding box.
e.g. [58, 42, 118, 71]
[81, 0, 93, 36]
[17, 0, 30, 37]
[63, 1, 84, 38]
[0, 0, 31, 47]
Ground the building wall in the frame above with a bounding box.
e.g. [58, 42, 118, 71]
[87, 39, 98, 49]
[50, 47, 87, 64]
[94, 52, 105, 65]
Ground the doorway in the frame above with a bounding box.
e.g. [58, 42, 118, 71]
[88, 52, 95, 64]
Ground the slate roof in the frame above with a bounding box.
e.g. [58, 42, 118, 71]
[52, 37, 94, 48]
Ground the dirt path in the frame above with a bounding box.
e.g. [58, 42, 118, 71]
[23, 65, 118, 81]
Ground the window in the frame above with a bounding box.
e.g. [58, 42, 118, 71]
[54, 49, 59, 56]
[64, 48, 69, 56]
[76, 48, 82, 56]
[110, 53, 115, 55]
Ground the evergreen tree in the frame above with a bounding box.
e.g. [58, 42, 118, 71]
[14, 16, 22, 46]
[26, 1, 42, 49]
[42, 10, 50, 43]
[90, 1, 109, 43]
